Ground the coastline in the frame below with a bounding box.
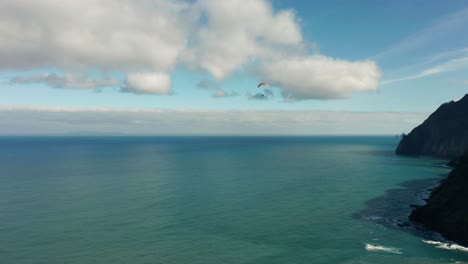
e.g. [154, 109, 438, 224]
[409, 154, 468, 246]
[393, 94, 468, 248]
[354, 176, 441, 231]
[354, 161, 465, 248]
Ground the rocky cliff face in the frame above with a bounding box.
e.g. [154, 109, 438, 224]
[398, 94, 468, 245]
[410, 153, 468, 245]
[395, 94, 468, 158]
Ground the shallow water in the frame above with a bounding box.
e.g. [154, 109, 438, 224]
[0, 136, 466, 263]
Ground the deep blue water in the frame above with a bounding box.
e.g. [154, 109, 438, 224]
[0, 136, 466, 263]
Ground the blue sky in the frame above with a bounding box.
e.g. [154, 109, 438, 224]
[0, 0, 467, 134]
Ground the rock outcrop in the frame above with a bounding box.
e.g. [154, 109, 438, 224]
[396, 94, 468, 245]
[410, 153, 468, 245]
[395, 94, 468, 158]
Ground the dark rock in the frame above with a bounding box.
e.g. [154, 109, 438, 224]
[397, 222, 412, 228]
[396, 94, 468, 245]
[396, 94, 468, 158]
[447, 156, 463, 167]
[410, 153, 468, 246]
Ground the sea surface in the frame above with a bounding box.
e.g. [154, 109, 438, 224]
[0, 136, 467, 264]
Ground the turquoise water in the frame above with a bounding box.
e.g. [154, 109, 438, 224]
[0, 136, 466, 264]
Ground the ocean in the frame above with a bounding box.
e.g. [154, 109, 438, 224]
[0, 136, 467, 264]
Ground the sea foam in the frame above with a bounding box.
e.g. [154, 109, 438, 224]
[423, 240, 468, 252]
[365, 244, 402, 254]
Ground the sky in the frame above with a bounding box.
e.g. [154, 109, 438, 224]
[0, 0, 467, 135]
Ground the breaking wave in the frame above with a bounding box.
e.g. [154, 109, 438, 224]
[365, 243, 402, 254]
[423, 240, 468, 252]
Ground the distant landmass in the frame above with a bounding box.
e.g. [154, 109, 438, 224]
[396, 94, 468, 158]
[396, 94, 468, 246]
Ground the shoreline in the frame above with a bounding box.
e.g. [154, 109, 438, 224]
[353, 176, 441, 231]
[354, 161, 467, 249]
[409, 154, 468, 247]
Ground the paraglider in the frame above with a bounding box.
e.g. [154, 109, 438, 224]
[257, 82, 270, 97]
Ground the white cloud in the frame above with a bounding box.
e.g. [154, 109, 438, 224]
[382, 47, 468, 80]
[182, 0, 304, 80]
[196, 79, 238, 98]
[372, 8, 468, 61]
[0, 0, 193, 72]
[10, 73, 119, 89]
[258, 56, 381, 100]
[212, 89, 239, 98]
[122, 73, 172, 95]
[0, 106, 428, 135]
[372, 8, 468, 86]
[247, 89, 274, 100]
[421, 47, 468, 66]
[0, 0, 381, 100]
[383, 56, 468, 85]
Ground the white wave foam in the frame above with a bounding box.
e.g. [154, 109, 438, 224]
[365, 244, 402, 254]
[423, 240, 468, 252]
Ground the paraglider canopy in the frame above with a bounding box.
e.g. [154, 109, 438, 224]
[257, 82, 270, 88]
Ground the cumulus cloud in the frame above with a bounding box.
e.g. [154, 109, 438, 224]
[197, 79, 239, 98]
[0, 0, 193, 72]
[121, 73, 172, 95]
[0, 106, 428, 135]
[0, 0, 382, 100]
[212, 89, 239, 98]
[196, 79, 238, 98]
[258, 56, 381, 100]
[182, 0, 304, 80]
[248, 89, 274, 100]
[10, 73, 119, 89]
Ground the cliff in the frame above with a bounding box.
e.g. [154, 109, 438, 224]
[395, 94, 468, 158]
[410, 153, 468, 245]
